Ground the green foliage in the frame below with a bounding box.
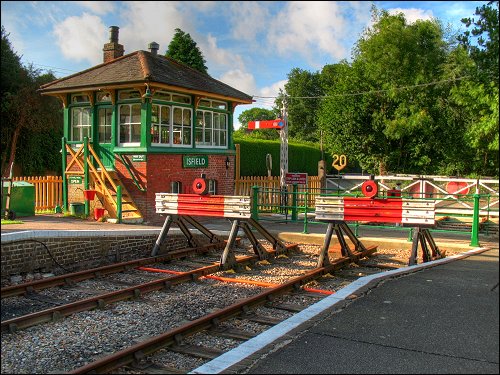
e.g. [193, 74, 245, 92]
[237, 107, 279, 129]
[166, 28, 208, 74]
[277, 3, 498, 177]
[0, 219, 24, 225]
[1, 27, 63, 177]
[233, 133, 332, 176]
[234, 107, 280, 140]
[458, 1, 499, 85]
[276, 68, 323, 142]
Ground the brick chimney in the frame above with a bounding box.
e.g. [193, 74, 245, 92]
[103, 26, 124, 63]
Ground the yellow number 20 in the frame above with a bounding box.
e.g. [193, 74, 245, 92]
[332, 154, 347, 171]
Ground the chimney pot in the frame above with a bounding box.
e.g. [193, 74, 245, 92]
[109, 26, 119, 43]
[148, 42, 159, 56]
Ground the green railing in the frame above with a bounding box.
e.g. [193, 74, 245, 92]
[250, 185, 498, 246]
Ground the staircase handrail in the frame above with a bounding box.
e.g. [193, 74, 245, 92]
[116, 154, 147, 192]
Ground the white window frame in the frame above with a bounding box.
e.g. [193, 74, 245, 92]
[172, 106, 192, 147]
[97, 107, 113, 144]
[70, 107, 92, 142]
[195, 110, 227, 148]
[118, 103, 142, 146]
[151, 104, 171, 146]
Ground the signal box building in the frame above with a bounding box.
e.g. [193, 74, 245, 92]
[39, 27, 253, 224]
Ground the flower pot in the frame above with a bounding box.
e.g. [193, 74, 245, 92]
[83, 189, 96, 200]
[94, 207, 106, 221]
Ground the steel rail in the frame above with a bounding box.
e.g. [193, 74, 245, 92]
[1, 242, 227, 299]
[68, 247, 376, 374]
[1, 244, 298, 333]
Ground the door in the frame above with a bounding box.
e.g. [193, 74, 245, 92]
[96, 106, 115, 170]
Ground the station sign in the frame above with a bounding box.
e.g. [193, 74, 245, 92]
[68, 176, 82, 184]
[183, 155, 208, 168]
[285, 172, 308, 185]
[132, 155, 147, 162]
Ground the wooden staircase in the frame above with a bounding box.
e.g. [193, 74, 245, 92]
[103, 170, 143, 223]
[65, 142, 143, 223]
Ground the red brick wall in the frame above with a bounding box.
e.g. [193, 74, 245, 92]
[66, 154, 235, 225]
[125, 154, 235, 225]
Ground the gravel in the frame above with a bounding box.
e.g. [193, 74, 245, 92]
[1, 242, 465, 374]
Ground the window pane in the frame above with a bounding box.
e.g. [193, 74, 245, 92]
[220, 130, 227, 146]
[132, 124, 141, 142]
[153, 91, 171, 101]
[119, 90, 141, 100]
[120, 125, 129, 143]
[173, 108, 182, 125]
[172, 94, 191, 104]
[183, 109, 191, 124]
[183, 128, 191, 144]
[161, 126, 170, 144]
[97, 92, 111, 102]
[152, 125, 159, 143]
[120, 106, 130, 123]
[131, 104, 141, 123]
[161, 107, 170, 124]
[152, 105, 159, 123]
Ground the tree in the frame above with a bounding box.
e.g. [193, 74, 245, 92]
[458, 1, 499, 86]
[1, 27, 62, 177]
[234, 107, 279, 140]
[166, 28, 208, 74]
[453, 1, 499, 176]
[276, 68, 323, 142]
[318, 8, 452, 175]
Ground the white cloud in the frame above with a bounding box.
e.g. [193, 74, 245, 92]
[75, 1, 116, 15]
[228, 1, 270, 41]
[117, 2, 194, 55]
[53, 13, 107, 64]
[266, 1, 372, 66]
[204, 34, 246, 71]
[218, 69, 257, 96]
[260, 79, 287, 98]
[388, 7, 435, 24]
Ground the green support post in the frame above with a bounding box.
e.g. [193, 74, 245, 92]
[61, 137, 68, 212]
[470, 193, 480, 247]
[251, 185, 259, 221]
[83, 137, 89, 217]
[407, 227, 413, 242]
[302, 191, 309, 234]
[354, 221, 359, 237]
[117, 185, 122, 223]
[291, 184, 298, 221]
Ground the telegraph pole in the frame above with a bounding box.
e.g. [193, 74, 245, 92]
[280, 96, 288, 189]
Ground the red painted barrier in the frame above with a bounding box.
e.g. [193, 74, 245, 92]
[344, 197, 403, 223]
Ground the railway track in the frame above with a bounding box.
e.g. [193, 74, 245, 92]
[1, 239, 424, 374]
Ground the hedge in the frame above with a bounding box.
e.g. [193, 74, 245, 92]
[235, 137, 332, 176]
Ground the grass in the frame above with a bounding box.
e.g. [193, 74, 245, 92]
[1, 219, 24, 224]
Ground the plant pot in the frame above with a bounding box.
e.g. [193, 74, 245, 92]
[83, 190, 96, 200]
[94, 207, 106, 221]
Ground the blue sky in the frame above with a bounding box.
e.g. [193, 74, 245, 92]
[1, 1, 487, 127]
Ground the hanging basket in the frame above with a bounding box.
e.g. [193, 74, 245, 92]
[83, 189, 97, 201]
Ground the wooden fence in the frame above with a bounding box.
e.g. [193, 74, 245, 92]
[12, 176, 63, 211]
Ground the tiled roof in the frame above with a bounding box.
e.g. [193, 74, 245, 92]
[39, 50, 253, 103]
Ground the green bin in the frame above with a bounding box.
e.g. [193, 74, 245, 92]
[2, 181, 35, 217]
[70, 202, 85, 216]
